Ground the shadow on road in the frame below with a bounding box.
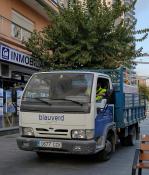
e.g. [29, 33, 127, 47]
[23, 142, 135, 166]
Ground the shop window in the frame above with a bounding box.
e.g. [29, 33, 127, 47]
[11, 72, 22, 81]
[11, 71, 31, 83]
[1, 64, 10, 77]
[11, 10, 34, 41]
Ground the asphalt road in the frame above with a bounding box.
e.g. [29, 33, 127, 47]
[0, 119, 149, 175]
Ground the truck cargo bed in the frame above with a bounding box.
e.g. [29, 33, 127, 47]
[98, 67, 146, 128]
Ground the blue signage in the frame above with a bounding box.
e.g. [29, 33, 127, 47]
[0, 44, 40, 69]
[2, 47, 9, 60]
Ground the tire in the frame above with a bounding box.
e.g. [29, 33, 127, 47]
[100, 140, 113, 161]
[120, 127, 136, 146]
[96, 135, 114, 161]
[127, 127, 136, 146]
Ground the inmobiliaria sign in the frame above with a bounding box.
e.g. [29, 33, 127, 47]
[0, 44, 41, 69]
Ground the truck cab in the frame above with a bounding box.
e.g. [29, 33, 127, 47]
[17, 71, 116, 160]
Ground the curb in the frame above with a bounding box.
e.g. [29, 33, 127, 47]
[0, 127, 19, 136]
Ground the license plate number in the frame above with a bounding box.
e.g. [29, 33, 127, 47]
[38, 141, 62, 148]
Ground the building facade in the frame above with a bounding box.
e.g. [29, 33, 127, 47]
[137, 76, 148, 86]
[0, 0, 61, 129]
[106, 0, 135, 22]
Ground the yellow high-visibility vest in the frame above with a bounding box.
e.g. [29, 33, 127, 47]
[96, 87, 106, 101]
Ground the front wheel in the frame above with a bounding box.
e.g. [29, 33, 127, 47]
[95, 136, 114, 161]
[100, 139, 113, 161]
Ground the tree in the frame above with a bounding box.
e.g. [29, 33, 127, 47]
[25, 0, 149, 70]
[139, 84, 149, 100]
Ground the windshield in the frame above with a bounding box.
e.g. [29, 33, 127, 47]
[21, 73, 93, 113]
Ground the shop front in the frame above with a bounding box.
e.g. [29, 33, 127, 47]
[0, 43, 40, 129]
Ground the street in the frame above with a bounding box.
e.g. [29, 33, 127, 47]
[0, 119, 148, 175]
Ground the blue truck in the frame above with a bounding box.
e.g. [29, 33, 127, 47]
[17, 67, 146, 161]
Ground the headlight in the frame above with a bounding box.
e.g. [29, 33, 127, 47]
[71, 129, 94, 139]
[22, 127, 34, 136]
[71, 130, 86, 139]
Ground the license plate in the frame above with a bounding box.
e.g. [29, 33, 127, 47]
[38, 141, 62, 148]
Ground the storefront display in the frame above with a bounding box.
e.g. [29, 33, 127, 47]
[0, 43, 39, 129]
[4, 90, 15, 113]
[3, 90, 15, 128]
[0, 89, 4, 115]
[0, 88, 3, 128]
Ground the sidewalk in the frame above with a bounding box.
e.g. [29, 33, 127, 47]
[0, 126, 19, 136]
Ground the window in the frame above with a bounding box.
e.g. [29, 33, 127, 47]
[23, 73, 93, 102]
[21, 73, 93, 113]
[96, 77, 110, 102]
[11, 24, 21, 40]
[97, 78, 110, 91]
[11, 11, 34, 41]
[52, 0, 68, 8]
[52, 0, 58, 4]
[1, 64, 10, 77]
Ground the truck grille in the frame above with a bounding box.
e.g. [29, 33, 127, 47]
[35, 128, 69, 137]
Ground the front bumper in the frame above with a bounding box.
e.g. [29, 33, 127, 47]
[17, 137, 97, 155]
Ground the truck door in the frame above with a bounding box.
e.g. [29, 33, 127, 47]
[95, 77, 114, 138]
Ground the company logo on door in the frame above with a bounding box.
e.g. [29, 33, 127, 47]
[0, 44, 40, 69]
[39, 114, 64, 121]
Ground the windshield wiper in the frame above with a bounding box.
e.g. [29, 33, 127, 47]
[33, 97, 52, 106]
[23, 97, 83, 106]
[51, 98, 83, 106]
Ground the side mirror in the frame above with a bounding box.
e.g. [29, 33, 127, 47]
[96, 99, 107, 110]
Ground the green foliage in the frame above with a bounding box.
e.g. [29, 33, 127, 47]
[139, 84, 149, 100]
[25, 0, 149, 70]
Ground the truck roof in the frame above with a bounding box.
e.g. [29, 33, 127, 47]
[34, 71, 110, 79]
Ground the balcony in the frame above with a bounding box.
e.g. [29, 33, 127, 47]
[0, 15, 32, 45]
[21, 0, 69, 19]
[20, 0, 69, 21]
